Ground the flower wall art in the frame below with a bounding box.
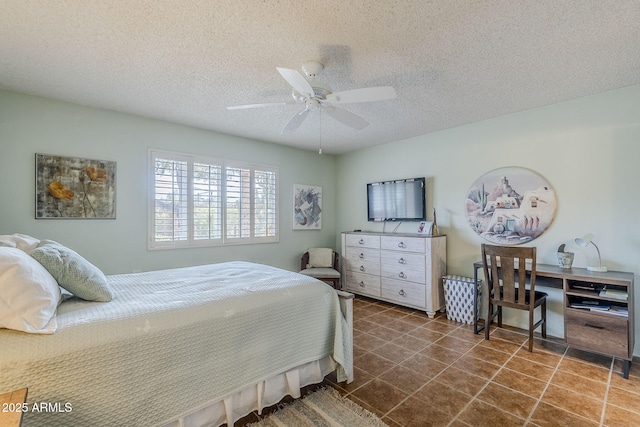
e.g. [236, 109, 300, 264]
[35, 153, 116, 219]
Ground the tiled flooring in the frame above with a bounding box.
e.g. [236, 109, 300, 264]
[328, 296, 640, 427]
[238, 296, 640, 426]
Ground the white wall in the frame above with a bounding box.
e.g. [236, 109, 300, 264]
[336, 85, 640, 348]
[0, 90, 338, 274]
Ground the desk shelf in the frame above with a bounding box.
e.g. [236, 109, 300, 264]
[563, 274, 633, 377]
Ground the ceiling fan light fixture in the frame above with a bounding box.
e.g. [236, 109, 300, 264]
[306, 98, 321, 109]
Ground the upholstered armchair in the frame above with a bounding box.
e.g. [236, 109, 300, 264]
[298, 248, 340, 289]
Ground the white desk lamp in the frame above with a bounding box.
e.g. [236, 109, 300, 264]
[574, 234, 607, 272]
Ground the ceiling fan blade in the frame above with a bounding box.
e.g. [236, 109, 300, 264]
[281, 108, 311, 134]
[324, 86, 397, 104]
[323, 106, 369, 130]
[227, 100, 294, 110]
[277, 67, 314, 98]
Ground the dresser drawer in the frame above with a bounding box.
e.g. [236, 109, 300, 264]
[381, 279, 426, 309]
[380, 251, 425, 283]
[344, 247, 380, 275]
[345, 271, 381, 297]
[381, 264, 425, 284]
[344, 257, 380, 276]
[345, 247, 379, 264]
[345, 234, 380, 249]
[565, 309, 629, 359]
[381, 236, 426, 253]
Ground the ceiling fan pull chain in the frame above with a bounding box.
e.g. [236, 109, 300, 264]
[319, 110, 323, 155]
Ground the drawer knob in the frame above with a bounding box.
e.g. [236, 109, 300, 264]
[398, 241, 406, 248]
[399, 289, 406, 296]
[359, 281, 365, 287]
[359, 253, 364, 259]
[359, 265, 365, 272]
[398, 258, 406, 264]
[359, 239, 364, 245]
[399, 272, 406, 279]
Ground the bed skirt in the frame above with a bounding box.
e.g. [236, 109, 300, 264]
[160, 355, 337, 427]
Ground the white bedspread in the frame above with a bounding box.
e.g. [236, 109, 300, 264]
[0, 261, 351, 426]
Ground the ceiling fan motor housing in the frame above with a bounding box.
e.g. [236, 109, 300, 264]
[289, 61, 332, 102]
[291, 84, 331, 103]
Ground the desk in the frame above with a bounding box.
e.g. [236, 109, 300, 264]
[472, 261, 635, 378]
[0, 388, 28, 427]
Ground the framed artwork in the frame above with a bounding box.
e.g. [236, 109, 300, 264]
[293, 184, 322, 230]
[35, 153, 116, 219]
[465, 166, 556, 245]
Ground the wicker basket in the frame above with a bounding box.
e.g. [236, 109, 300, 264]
[442, 275, 481, 325]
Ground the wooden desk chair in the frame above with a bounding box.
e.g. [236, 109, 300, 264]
[299, 248, 340, 289]
[481, 244, 547, 351]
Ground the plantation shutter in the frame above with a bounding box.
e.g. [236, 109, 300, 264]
[193, 162, 223, 240]
[150, 149, 278, 248]
[254, 169, 277, 237]
[153, 156, 188, 242]
[225, 166, 252, 239]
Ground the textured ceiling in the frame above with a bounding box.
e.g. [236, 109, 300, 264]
[2, 1, 639, 154]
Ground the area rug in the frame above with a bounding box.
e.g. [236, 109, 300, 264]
[249, 387, 388, 427]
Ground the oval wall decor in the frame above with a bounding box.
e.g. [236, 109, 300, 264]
[465, 167, 557, 245]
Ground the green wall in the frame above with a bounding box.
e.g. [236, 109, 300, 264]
[336, 84, 640, 345]
[0, 90, 338, 274]
[2, 84, 639, 351]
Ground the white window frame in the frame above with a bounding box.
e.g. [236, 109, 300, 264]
[148, 149, 279, 250]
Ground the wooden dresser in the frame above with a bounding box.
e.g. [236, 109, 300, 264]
[341, 232, 446, 317]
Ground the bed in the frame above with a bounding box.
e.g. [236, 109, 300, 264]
[0, 242, 353, 427]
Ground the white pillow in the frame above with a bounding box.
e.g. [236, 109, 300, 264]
[308, 248, 334, 268]
[0, 247, 61, 334]
[0, 233, 41, 253]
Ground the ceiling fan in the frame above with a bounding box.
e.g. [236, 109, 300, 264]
[227, 61, 397, 134]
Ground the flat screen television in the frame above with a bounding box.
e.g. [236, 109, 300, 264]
[367, 177, 426, 222]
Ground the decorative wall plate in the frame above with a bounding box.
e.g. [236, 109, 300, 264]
[465, 167, 556, 245]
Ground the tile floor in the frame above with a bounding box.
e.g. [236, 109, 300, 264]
[238, 296, 640, 426]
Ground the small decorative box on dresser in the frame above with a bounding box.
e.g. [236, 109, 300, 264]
[341, 232, 446, 318]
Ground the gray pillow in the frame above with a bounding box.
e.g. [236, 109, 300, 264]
[31, 240, 112, 302]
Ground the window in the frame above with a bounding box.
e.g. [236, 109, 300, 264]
[149, 149, 278, 249]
